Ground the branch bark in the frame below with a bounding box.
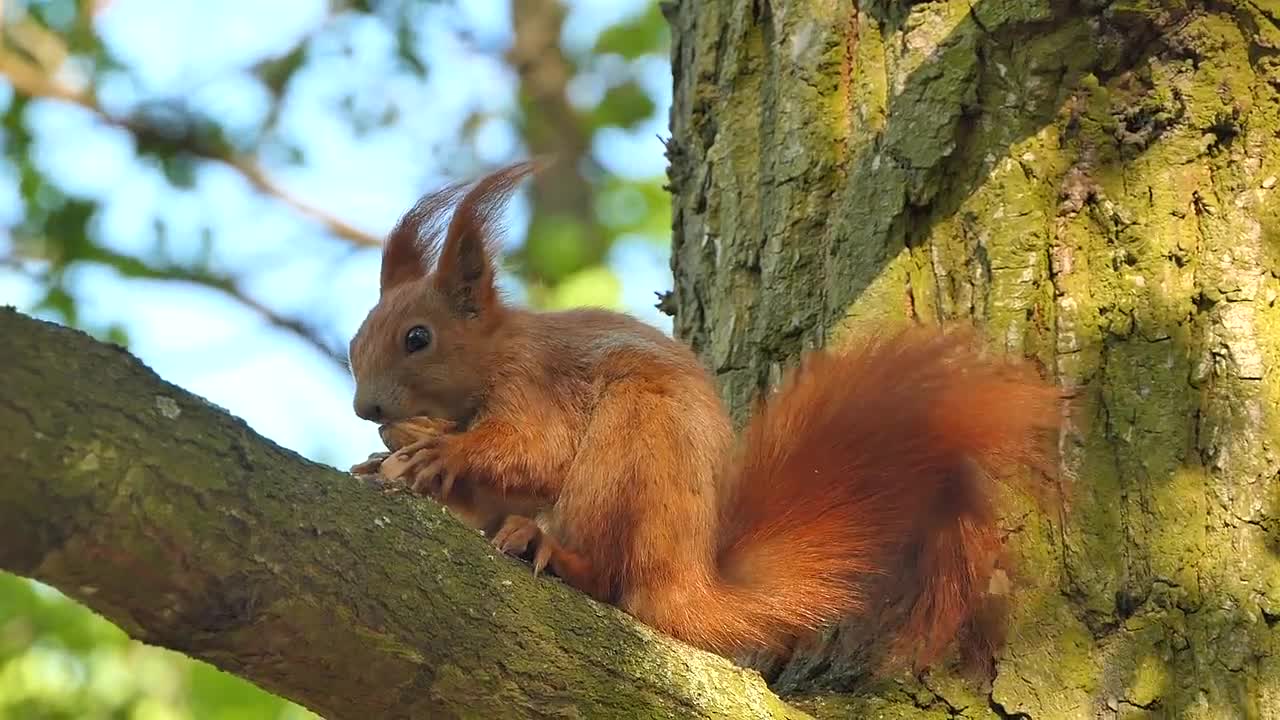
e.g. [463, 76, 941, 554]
[0, 308, 809, 720]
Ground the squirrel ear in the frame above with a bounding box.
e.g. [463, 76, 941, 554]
[380, 180, 470, 294]
[434, 159, 547, 316]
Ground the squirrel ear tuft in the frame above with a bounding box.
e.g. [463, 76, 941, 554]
[379, 179, 471, 294]
[433, 159, 547, 316]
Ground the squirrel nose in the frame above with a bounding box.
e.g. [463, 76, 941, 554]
[355, 400, 384, 422]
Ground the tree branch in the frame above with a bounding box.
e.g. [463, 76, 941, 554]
[0, 308, 809, 720]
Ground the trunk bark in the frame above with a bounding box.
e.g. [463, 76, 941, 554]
[666, 0, 1280, 716]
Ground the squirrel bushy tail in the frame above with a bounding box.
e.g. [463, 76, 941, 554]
[661, 329, 1060, 667]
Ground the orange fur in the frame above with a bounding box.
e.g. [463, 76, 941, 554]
[348, 161, 1061, 670]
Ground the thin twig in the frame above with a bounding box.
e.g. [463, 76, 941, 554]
[88, 246, 348, 363]
[0, 24, 366, 364]
[2, 245, 347, 365]
[0, 50, 383, 249]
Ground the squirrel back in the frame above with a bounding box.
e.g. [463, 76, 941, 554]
[350, 160, 1062, 673]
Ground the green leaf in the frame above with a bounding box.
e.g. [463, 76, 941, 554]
[523, 213, 590, 283]
[595, 177, 672, 244]
[103, 323, 130, 347]
[592, 4, 670, 60]
[0, 575, 129, 654]
[188, 659, 319, 719]
[396, 23, 429, 76]
[0, 572, 315, 717]
[589, 81, 656, 131]
[160, 154, 198, 189]
[256, 45, 308, 97]
[34, 284, 77, 326]
[26, 0, 78, 33]
[545, 266, 622, 310]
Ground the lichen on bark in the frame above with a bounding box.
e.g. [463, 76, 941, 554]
[666, 0, 1280, 716]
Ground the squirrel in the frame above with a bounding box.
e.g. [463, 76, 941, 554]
[346, 160, 1061, 672]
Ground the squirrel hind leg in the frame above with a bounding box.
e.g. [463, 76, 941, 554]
[552, 374, 728, 616]
[492, 514, 611, 599]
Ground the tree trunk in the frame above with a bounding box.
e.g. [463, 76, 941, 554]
[666, 0, 1280, 717]
[0, 309, 811, 720]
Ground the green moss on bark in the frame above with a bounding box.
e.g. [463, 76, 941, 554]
[668, 0, 1280, 715]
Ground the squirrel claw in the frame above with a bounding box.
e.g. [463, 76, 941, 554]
[439, 468, 458, 500]
[492, 515, 544, 568]
[381, 437, 464, 500]
[531, 541, 553, 576]
[493, 516, 557, 577]
[407, 458, 444, 495]
[383, 440, 438, 494]
[405, 458, 457, 501]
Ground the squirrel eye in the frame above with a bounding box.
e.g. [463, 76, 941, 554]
[404, 325, 432, 353]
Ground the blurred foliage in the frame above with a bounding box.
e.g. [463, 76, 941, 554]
[0, 0, 673, 352]
[0, 0, 671, 717]
[0, 574, 316, 719]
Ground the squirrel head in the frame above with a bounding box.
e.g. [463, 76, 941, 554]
[348, 160, 541, 426]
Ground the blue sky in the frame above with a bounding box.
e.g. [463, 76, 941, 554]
[0, 0, 673, 467]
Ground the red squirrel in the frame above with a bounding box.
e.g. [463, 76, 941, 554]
[347, 160, 1061, 671]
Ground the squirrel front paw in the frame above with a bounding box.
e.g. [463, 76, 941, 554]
[350, 451, 416, 495]
[492, 515, 555, 576]
[350, 451, 392, 476]
[379, 435, 467, 499]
